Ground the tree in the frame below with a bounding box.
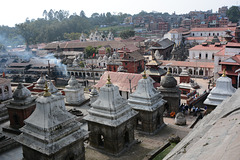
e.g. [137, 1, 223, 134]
[80, 10, 86, 18]
[120, 30, 135, 39]
[84, 46, 97, 58]
[63, 32, 81, 40]
[106, 47, 111, 56]
[227, 6, 240, 23]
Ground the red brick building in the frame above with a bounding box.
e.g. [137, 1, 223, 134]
[219, 54, 240, 88]
[121, 51, 145, 73]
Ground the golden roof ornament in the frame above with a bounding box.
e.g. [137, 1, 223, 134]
[222, 68, 226, 77]
[167, 68, 171, 75]
[43, 82, 51, 97]
[106, 74, 112, 84]
[142, 70, 147, 79]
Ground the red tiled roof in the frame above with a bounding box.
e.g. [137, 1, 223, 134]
[161, 60, 214, 68]
[190, 27, 236, 32]
[226, 42, 240, 47]
[169, 27, 189, 33]
[186, 37, 208, 40]
[189, 44, 224, 51]
[220, 54, 240, 65]
[94, 71, 150, 92]
[215, 48, 226, 56]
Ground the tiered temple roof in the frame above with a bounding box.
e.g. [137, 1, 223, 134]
[128, 72, 166, 111]
[84, 75, 138, 127]
[17, 86, 87, 156]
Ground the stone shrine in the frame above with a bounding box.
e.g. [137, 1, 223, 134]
[204, 70, 236, 112]
[158, 69, 181, 114]
[89, 87, 98, 105]
[84, 75, 138, 155]
[48, 80, 59, 95]
[17, 84, 87, 160]
[33, 74, 46, 91]
[128, 71, 166, 134]
[64, 75, 85, 105]
[6, 83, 36, 130]
[0, 78, 12, 101]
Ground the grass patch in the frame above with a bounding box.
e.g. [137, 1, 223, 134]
[153, 143, 177, 160]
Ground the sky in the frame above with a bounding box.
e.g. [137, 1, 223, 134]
[1, 0, 239, 27]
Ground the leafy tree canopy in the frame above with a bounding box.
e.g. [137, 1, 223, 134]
[120, 30, 135, 39]
[227, 6, 240, 23]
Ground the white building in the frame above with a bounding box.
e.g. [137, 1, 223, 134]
[190, 27, 235, 37]
[189, 44, 224, 62]
[164, 27, 190, 45]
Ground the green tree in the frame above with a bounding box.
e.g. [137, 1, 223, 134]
[120, 30, 135, 39]
[227, 6, 240, 23]
[63, 32, 81, 40]
[84, 46, 97, 58]
[106, 47, 111, 55]
[79, 61, 85, 68]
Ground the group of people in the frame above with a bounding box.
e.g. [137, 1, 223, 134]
[179, 103, 207, 117]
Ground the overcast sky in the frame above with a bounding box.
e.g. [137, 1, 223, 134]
[1, 0, 239, 27]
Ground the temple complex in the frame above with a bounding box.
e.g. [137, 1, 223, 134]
[6, 83, 36, 130]
[128, 71, 166, 134]
[204, 70, 236, 112]
[0, 78, 12, 101]
[64, 75, 85, 105]
[16, 84, 87, 160]
[84, 75, 138, 155]
[158, 70, 181, 114]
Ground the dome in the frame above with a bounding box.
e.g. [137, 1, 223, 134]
[37, 75, 46, 84]
[160, 72, 177, 88]
[68, 76, 79, 87]
[13, 83, 31, 100]
[48, 81, 58, 94]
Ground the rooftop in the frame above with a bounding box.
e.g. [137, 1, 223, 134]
[190, 27, 236, 32]
[189, 44, 224, 51]
[161, 60, 214, 68]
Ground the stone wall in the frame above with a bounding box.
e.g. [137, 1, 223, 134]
[22, 139, 85, 160]
[135, 106, 165, 134]
[87, 117, 135, 155]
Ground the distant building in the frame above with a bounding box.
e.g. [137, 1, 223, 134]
[120, 51, 145, 73]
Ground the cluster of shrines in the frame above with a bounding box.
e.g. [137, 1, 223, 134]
[2, 69, 182, 160]
[1, 64, 236, 159]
